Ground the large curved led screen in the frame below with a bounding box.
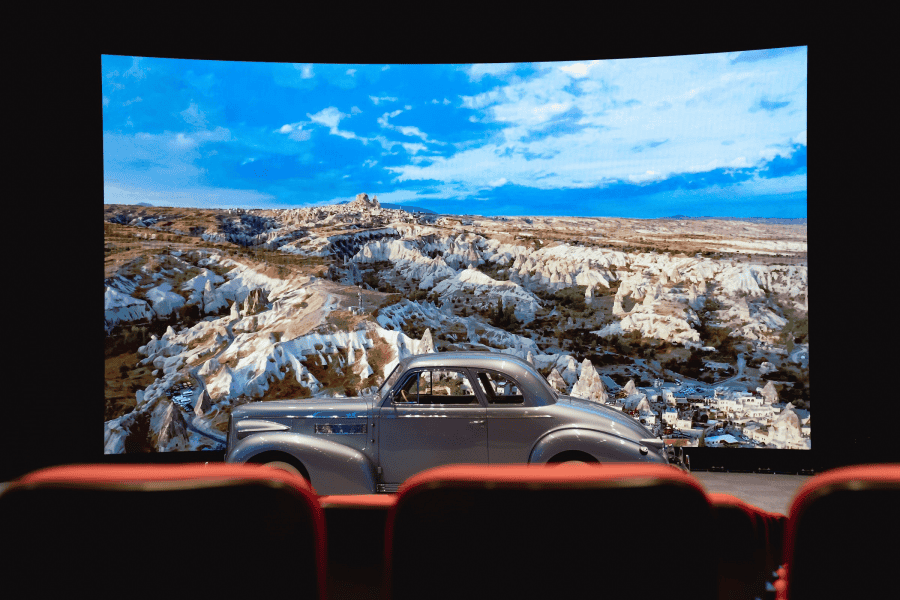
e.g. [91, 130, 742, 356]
[103, 49, 808, 454]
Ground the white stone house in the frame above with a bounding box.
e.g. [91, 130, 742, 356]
[662, 407, 679, 425]
[638, 409, 657, 425]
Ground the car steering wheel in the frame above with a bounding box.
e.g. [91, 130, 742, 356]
[400, 390, 410, 403]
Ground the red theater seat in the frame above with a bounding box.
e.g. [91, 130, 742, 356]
[782, 464, 900, 599]
[318, 494, 397, 600]
[707, 493, 773, 600]
[0, 463, 327, 599]
[385, 463, 716, 600]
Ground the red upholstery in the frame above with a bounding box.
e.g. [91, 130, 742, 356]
[386, 463, 715, 600]
[319, 494, 397, 508]
[783, 464, 900, 599]
[1, 463, 327, 600]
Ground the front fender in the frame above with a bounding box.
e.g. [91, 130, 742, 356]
[529, 428, 668, 465]
[226, 432, 377, 495]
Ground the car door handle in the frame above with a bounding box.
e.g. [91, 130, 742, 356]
[470, 420, 485, 425]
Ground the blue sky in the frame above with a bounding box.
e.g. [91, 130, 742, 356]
[102, 48, 806, 218]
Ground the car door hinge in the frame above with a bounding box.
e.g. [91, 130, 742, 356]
[376, 466, 383, 475]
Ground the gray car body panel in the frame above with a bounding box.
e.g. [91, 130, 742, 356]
[225, 351, 670, 494]
[228, 430, 377, 495]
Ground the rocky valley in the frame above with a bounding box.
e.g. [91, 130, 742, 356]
[104, 194, 809, 453]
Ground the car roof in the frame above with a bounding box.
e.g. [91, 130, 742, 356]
[397, 351, 556, 406]
[401, 351, 534, 371]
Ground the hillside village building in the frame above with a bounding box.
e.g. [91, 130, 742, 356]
[620, 382, 807, 449]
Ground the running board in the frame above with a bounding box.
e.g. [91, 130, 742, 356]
[377, 483, 402, 494]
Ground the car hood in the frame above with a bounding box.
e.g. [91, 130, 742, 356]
[232, 394, 372, 420]
[555, 395, 656, 443]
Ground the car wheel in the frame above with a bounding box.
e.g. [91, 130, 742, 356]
[261, 460, 303, 478]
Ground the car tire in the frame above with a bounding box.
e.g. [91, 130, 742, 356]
[261, 460, 304, 478]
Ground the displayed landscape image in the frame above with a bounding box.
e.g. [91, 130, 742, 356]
[103, 49, 807, 453]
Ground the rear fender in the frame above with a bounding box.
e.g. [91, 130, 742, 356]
[529, 428, 667, 465]
[227, 432, 377, 495]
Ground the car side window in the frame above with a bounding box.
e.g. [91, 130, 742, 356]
[396, 371, 428, 404]
[475, 371, 524, 405]
[428, 370, 477, 404]
[395, 370, 478, 405]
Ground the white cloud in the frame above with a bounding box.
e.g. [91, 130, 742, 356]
[123, 96, 143, 107]
[382, 65, 390, 71]
[351, 106, 362, 114]
[307, 107, 361, 140]
[467, 63, 516, 81]
[401, 142, 427, 155]
[488, 177, 508, 187]
[370, 95, 398, 105]
[395, 125, 428, 140]
[277, 122, 312, 141]
[241, 158, 256, 165]
[333, 129, 358, 140]
[102, 96, 110, 107]
[173, 133, 195, 148]
[460, 89, 506, 109]
[371, 135, 401, 152]
[363, 159, 378, 167]
[793, 129, 807, 146]
[627, 170, 664, 183]
[180, 101, 207, 127]
[405, 104, 412, 110]
[443, 98, 450, 105]
[293, 63, 314, 78]
[343, 174, 350, 178]
[194, 126, 231, 144]
[559, 60, 600, 78]
[308, 107, 345, 129]
[432, 99, 439, 104]
[124, 57, 149, 80]
[346, 69, 356, 76]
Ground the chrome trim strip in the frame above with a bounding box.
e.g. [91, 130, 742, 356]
[235, 419, 291, 434]
[315, 423, 368, 435]
[484, 414, 553, 418]
[292, 414, 367, 419]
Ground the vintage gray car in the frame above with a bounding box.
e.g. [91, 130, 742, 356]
[225, 351, 688, 494]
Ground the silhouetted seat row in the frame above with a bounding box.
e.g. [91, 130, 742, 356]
[3, 463, 894, 600]
[773, 464, 900, 600]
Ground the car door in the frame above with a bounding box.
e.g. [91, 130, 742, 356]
[472, 368, 556, 463]
[379, 367, 487, 484]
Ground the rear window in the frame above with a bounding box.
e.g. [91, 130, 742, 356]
[475, 371, 525, 405]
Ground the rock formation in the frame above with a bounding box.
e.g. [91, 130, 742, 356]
[570, 359, 608, 404]
[242, 287, 269, 316]
[157, 402, 189, 451]
[194, 389, 212, 416]
[547, 368, 568, 394]
[761, 380, 779, 404]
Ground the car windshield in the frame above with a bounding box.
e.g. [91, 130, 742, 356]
[376, 363, 403, 400]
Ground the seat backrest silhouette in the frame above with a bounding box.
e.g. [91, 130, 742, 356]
[385, 463, 716, 600]
[0, 463, 327, 599]
[708, 493, 774, 600]
[319, 494, 396, 600]
[783, 464, 900, 599]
